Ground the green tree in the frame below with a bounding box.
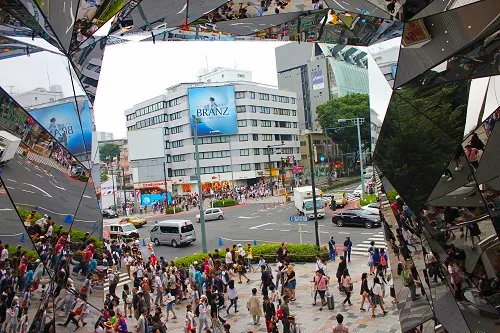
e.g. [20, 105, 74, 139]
[100, 168, 108, 183]
[316, 94, 371, 170]
[99, 143, 120, 163]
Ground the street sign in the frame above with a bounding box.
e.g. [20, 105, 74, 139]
[190, 176, 198, 181]
[290, 216, 309, 222]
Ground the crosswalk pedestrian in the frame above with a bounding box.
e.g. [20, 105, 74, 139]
[350, 232, 387, 256]
[104, 271, 133, 290]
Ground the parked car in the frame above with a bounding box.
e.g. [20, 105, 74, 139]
[331, 192, 348, 208]
[361, 203, 379, 215]
[120, 216, 148, 228]
[102, 209, 118, 218]
[105, 222, 139, 239]
[331, 209, 381, 228]
[196, 208, 224, 222]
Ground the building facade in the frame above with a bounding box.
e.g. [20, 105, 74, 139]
[96, 131, 114, 141]
[125, 73, 300, 200]
[98, 138, 133, 189]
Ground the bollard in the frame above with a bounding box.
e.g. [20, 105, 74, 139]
[142, 239, 146, 247]
[218, 238, 223, 246]
[20, 233, 25, 243]
[253, 240, 257, 246]
[34, 206, 39, 211]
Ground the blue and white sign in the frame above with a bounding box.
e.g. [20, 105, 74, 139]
[311, 70, 324, 90]
[290, 216, 309, 222]
[188, 85, 238, 137]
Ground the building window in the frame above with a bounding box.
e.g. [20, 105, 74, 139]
[164, 127, 169, 135]
[254, 163, 261, 170]
[166, 154, 171, 163]
[171, 140, 184, 148]
[173, 169, 186, 176]
[169, 111, 183, 121]
[300, 141, 306, 147]
[291, 98, 296, 104]
[199, 165, 231, 174]
[261, 120, 272, 127]
[259, 93, 269, 100]
[250, 106, 257, 113]
[301, 154, 308, 160]
[254, 148, 260, 155]
[237, 74, 245, 78]
[252, 134, 258, 141]
[172, 154, 186, 162]
[251, 120, 258, 127]
[282, 147, 294, 154]
[292, 110, 297, 116]
[293, 122, 298, 128]
[260, 106, 270, 114]
[237, 120, 247, 127]
[199, 150, 230, 159]
[262, 134, 272, 141]
[240, 149, 249, 156]
[241, 164, 251, 171]
[239, 134, 248, 141]
[235, 91, 245, 99]
[263, 148, 274, 155]
[170, 125, 183, 134]
[169, 97, 181, 107]
[250, 92, 255, 99]
[271, 95, 277, 101]
[196, 136, 231, 144]
[236, 105, 246, 113]
[165, 141, 170, 149]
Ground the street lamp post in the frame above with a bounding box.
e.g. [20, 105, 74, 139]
[338, 118, 365, 200]
[307, 133, 320, 248]
[108, 156, 117, 210]
[192, 115, 207, 253]
[163, 161, 168, 212]
[122, 167, 127, 209]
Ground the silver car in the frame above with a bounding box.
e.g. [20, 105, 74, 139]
[196, 208, 224, 222]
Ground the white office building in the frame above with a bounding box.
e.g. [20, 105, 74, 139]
[125, 69, 300, 198]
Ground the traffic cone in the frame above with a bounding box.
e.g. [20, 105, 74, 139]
[253, 240, 257, 246]
[142, 239, 146, 247]
[20, 233, 25, 243]
[218, 238, 223, 246]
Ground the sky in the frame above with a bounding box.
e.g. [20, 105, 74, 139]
[94, 41, 287, 138]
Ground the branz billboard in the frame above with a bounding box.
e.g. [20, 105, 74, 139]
[188, 85, 238, 137]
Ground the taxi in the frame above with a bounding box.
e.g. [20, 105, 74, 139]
[119, 216, 148, 228]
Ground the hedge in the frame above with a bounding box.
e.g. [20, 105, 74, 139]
[386, 190, 398, 203]
[8, 246, 40, 262]
[359, 194, 377, 206]
[213, 199, 237, 207]
[16, 208, 104, 253]
[173, 243, 328, 268]
[165, 207, 184, 214]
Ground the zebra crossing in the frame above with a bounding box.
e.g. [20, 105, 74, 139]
[104, 271, 133, 290]
[351, 231, 387, 256]
[16, 147, 67, 174]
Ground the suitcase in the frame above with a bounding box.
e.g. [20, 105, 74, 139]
[327, 295, 334, 310]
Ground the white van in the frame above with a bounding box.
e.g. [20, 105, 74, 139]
[105, 222, 139, 239]
[150, 220, 196, 247]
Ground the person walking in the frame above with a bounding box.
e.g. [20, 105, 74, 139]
[313, 269, 329, 309]
[332, 313, 349, 333]
[260, 265, 272, 298]
[198, 295, 209, 333]
[246, 244, 256, 273]
[336, 256, 347, 289]
[343, 237, 352, 263]
[359, 273, 370, 311]
[328, 236, 336, 261]
[371, 277, 388, 317]
[226, 280, 238, 314]
[122, 284, 133, 318]
[423, 248, 445, 283]
[263, 296, 276, 333]
[185, 304, 195, 333]
[341, 269, 353, 306]
[247, 288, 262, 325]
[281, 295, 291, 333]
[398, 263, 420, 301]
[284, 265, 296, 301]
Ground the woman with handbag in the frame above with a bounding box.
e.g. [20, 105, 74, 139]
[341, 269, 353, 306]
[122, 284, 133, 318]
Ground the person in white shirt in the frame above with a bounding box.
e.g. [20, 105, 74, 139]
[198, 295, 209, 333]
[237, 244, 246, 258]
[124, 253, 133, 278]
[154, 272, 163, 305]
[371, 277, 388, 317]
[275, 259, 283, 290]
[0, 246, 8, 262]
[258, 255, 266, 268]
[316, 255, 325, 273]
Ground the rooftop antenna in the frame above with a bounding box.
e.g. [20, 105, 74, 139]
[46, 65, 52, 87]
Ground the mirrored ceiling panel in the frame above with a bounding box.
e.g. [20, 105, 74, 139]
[70, 177, 102, 237]
[69, 0, 134, 52]
[394, 0, 499, 88]
[368, 37, 401, 88]
[400, 28, 500, 89]
[71, 36, 108, 105]
[0, 178, 35, 250]
[324, 0, 392, 19]
[482, 75, 500, 121]
[364, 0, 435, 22]
[374, 80, 469, 213]
[37, 0, 80, 52]
[0, 35, 48, 60]
[474, 113, 499, 185]
[411, 0, 482, 21]
[0, 0, 62, 51]
[463, 77, 490, 138]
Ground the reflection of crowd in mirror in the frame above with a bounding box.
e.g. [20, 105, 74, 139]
[484, 108, 499, 137]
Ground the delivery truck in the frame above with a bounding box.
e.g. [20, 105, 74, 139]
[293, 186, 326, 219]
[0, 131, 21, 165]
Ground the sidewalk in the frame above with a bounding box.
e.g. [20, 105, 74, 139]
[118, 256, 401, 333]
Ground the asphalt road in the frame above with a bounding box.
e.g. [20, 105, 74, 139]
[104, 182, 383, 261]
[0, 153, 101, 234]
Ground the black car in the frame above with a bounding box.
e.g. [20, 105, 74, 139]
[331, 209, 381, 229]
[102, 209, 118, 218]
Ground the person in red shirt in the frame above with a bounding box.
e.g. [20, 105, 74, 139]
[464, 144, 480, 170]
[150, 251, 157, 267]
[17, 256, 27, 291]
